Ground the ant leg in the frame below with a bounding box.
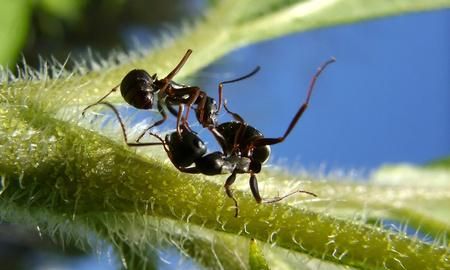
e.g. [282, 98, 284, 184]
[249, 173, 262, 203]
[217, 66, 260, 112]
[208, 126, 229, 154]
[175, 104, 184, 135]
[167, 86, 202, 131]
[223, 101, 245, 123]
[251, 57, 336, 148]
[177, 167, 201, 174]
[92, 101, 162, 148]
[249, 173, 317, 204]
[166, 103, 179, 118]
[223, 102, 247, 152]
[166, 101, 193, 133]
[90, 101, 129, 143]
[224, 171, 239, 217]
[181, 88, 201, 127]
[81, 84, 120, 116]
[136, 101, 168, 142]
[195, 92, 208, 126]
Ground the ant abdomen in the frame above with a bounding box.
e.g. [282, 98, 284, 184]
[120, 69, 155, 109]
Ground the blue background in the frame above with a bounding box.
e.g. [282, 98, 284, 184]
[192, 9, 449, 174]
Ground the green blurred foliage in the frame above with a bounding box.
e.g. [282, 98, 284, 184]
[0, 0, 197, 70]
[0, 1, 31, 67]
[427, 156, 450, 169]
[38, 0, 87, 21]
[0, 0, 88, 67]
[249, 239, 270, 270]
[0, 0, 127, 68]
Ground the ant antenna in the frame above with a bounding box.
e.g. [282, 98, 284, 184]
[145, 131, 179, 162]
[159, 49, 193, 94]
[221, 66, 260, 85]
[223, 100, 245, 123]
[223, 101, 247, 150]
[81, 84, 120, 116]
[217, 66, 261, 112]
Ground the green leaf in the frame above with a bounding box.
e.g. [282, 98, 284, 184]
[0, 1, 31, 67]
[1, 107, 448, 269]
[249, 239, 270, 270]
[372, 164, 450, 187]
[37, 0, 88, 22]
[426, 156, 450, 169]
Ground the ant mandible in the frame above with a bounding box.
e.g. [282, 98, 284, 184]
[82, 49, 260, 140]
[127, 57, 335, 217]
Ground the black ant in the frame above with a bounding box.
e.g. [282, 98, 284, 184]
[145, 116, 318, 218]
[122, 57, 336, 217]
[82, 49, 260, 140]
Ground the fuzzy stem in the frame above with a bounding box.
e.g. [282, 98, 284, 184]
[1, 107, 447, 269]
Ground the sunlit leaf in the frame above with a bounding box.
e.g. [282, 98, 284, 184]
[0, 1, 31, 67]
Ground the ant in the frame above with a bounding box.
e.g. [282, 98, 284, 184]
[82, 49, 260, 140]
[122, 57, 336, 217]
[145, 113, 318, 218]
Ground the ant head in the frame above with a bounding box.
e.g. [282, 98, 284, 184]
[166, 128, 207, 168]
[120, 69, 156, 109]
